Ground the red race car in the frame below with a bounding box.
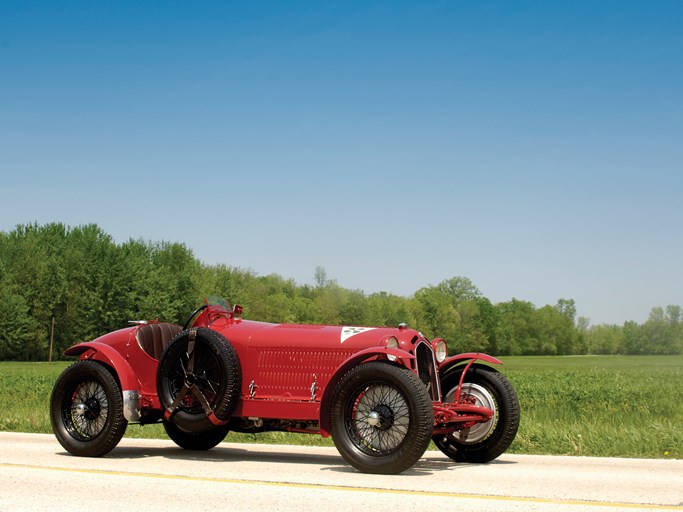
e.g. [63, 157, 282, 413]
[51, 298, 519, 474]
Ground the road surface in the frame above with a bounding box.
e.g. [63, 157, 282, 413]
[0, 432, 681, 511]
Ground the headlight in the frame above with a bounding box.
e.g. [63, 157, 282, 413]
[385, 337, 399, 361]
[434, 339, 448, 363]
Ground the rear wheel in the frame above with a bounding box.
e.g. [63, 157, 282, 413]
[50, 360, 127, 457]
[330, 362, 434, 474]
[163, 420, 230, 450]
[433, 364, 519, 463]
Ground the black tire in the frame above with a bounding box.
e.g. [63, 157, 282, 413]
[329, 361, 434, 474]
[433, 364, 519, 463]
[50, 360, 127, 457]
[163, 420, 230, 450]
[157, 327, 241, 433]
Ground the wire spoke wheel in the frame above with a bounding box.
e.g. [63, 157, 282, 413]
[65, 379, 110, 441]
[50, 361, 127, 457]
[330, 362, 434, 474]
[349, 383, 410, 455]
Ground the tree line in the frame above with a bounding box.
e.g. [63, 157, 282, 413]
[0, 222, 681, 360]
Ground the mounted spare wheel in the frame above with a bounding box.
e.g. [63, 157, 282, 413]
[157, 327, 241, 433]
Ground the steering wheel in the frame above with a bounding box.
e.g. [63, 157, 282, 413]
[182, 304, 208, 330]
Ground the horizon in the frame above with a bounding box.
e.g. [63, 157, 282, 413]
[2, 220, 677, 327]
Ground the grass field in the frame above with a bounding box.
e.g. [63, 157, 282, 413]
[502, 355, 682, 458]
[0, 355, 680, 458]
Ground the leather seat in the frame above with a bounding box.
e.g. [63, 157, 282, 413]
[136, 323, 182, 360]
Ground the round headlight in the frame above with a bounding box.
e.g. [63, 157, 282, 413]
[435, 339, 448, 363]
[385, 337, 399, 361]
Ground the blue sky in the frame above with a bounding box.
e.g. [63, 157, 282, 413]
[1, 1, 681, 325]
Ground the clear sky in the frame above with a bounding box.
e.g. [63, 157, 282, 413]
[1, 1, 681, 325]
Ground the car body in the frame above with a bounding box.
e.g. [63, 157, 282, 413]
[51, 298, 519, 474]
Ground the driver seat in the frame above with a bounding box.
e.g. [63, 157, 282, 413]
[136, 323, 182, 360]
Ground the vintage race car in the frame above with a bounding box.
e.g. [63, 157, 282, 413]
[51, 298, 520, 474]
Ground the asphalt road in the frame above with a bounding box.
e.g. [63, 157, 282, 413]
[0, 432, 681, 511]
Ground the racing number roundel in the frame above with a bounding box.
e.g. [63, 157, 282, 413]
[340, 326, 376, 344]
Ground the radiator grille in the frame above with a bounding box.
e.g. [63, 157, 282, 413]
[415, 341, 439, 400]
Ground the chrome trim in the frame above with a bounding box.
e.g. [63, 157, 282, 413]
[310, 374, 318, 401]
[367, 410, 381, 427]
[122, 390, 141, 422]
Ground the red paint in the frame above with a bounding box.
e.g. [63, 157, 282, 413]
[63, 300, 502, 437]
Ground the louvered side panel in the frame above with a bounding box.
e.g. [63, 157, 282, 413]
[254, 348, 352, 399]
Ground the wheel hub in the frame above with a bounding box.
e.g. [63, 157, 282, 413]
[367, 404, 394, 431]
[75, 397, 102, 421]
[445, 383, 497, 444]
[185, 372, 197, 387]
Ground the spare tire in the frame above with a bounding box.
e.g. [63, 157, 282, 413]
[157, 327, 241, 433]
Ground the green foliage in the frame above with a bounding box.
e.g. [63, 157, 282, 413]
[414, 277, 493, 353]
[0, 224, 204, 360]
[0, 222, 681, 360]
[496, 299, 540, 355]
[0, 284, 44, 360]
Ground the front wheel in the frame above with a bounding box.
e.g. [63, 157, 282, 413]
[50, 360, 127, 457]
[329, 362, 434, 474]
[433, 364, 519, 463]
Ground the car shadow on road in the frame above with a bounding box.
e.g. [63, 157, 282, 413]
[407, 456, 517, 476]
[71, 444, 516, 476]
[87, 443, 347, 469]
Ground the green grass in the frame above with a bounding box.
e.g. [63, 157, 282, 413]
[0, 361, 67, 433]
[1, 356, 681, 458]
[502, 355, 682, 459]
